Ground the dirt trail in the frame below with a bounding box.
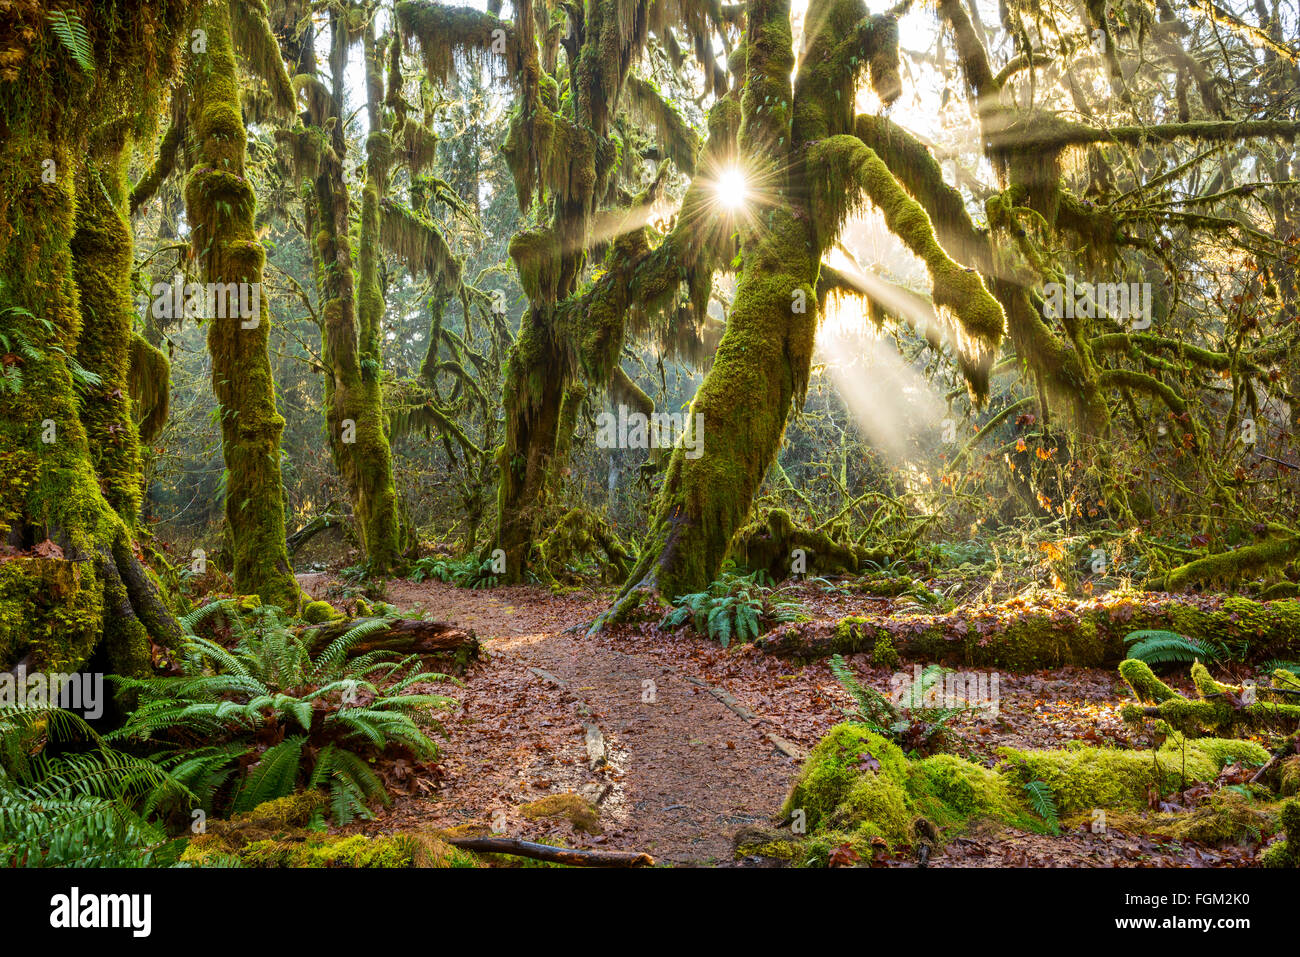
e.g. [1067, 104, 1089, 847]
[304, 576, 1226, 867]
[319, 579, 801, 866]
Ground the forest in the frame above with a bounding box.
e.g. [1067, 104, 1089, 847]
[2, 0, 1300, 898]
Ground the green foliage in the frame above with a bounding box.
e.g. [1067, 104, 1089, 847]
[0, 289, 102, 397]
[1022, 779, 1061, 834]
[108, 604, 458, 824]
[411, 554, 501, 589]
[659, 572, 806, 647]
[1124, 629, 1225, 666]
[0, 704, 186, 867]
[828, 653, 897, 732]
[827, 655, 968, 755]
[47, 10, 94, 74]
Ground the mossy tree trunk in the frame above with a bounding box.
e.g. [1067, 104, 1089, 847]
[620, 2, 793, 600]
[308, 5, 406, 577]
[184, 0, 299, 609]
[0, 0, 198, 675]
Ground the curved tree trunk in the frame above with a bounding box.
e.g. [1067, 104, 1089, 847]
[185, 0, 299, 609]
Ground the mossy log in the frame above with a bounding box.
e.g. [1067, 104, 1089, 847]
[1153, 534, 1300, 592]
[299, 617, 480, 661]
[755, 593, 1300, 669]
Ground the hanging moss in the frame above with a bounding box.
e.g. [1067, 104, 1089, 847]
[395, 0, 520, 84]
[127, 333, 170, 445]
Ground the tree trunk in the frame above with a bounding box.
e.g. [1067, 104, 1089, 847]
[311, 7, 405, 576]
[0, 0, 197, 675]
[185, 0, 299, 609]
[623, 0, 820, 601]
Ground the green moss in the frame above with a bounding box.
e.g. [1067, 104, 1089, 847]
[908, 754, 1028, 830]
[999, 737, 1268, 815]
[1279, 756, 1300, 797]
[807, 135, 1003, 355]
[872, 632, 901, 669]
[783, 725, 908, 831]
[0, 557, 102, 672]
[1155, 789, 1276, 844]
[834, 765, 913, 845]
[1119, 658, 1180, 704]
[520, 794, 602, 835]
[783, 721, 1057, 860]
[301, 600, 342, 624]
[1261, 799, 1299, 867]
[185, 0, 300, 610]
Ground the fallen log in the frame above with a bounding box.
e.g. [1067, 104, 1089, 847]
[445, 836, 654, 868]
[301, 617, 480, 661]
[754, 592, 1300, 670]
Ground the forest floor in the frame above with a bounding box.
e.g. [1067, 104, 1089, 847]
[298, 574, 1266, 867]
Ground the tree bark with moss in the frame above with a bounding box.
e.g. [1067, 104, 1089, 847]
[296, 4, 407, 577]
[183, 0, 300, 608]
[398, 0, 729, 580]
[0, 0, 200, 675]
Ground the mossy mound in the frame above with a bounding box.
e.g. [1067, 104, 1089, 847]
[520, 794, 602, 835]
[998, 737, 1268, 815]
[780, 724, 1039, 857]
[1261, 799, 1299, 867]
[301, 600, 343, 624]
[778, 720, 1273, 865]
[179, 791, 478, 868]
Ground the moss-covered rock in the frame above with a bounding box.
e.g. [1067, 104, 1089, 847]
[520, 794, 602, 835]
[781, 722, 1044, 857]
[301, 600, 342, 624]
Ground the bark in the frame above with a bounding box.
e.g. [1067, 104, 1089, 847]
[444, 836, 654, 867]
[185, 0, 299, 609]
